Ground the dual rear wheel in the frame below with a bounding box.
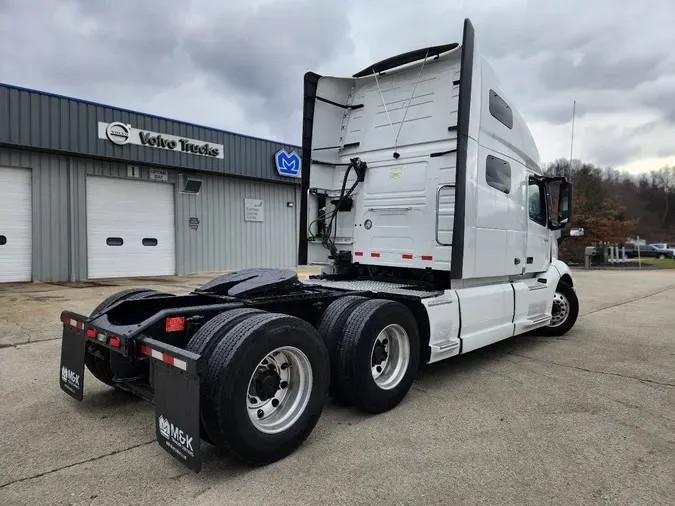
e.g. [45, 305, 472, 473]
[317, 297, 421, 413]
[189, 297, 421, 465]
[187, 310, 330, 465]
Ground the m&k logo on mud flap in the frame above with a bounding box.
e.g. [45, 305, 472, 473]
[158, 415, 194, 457]
[61, 365, 80, 389]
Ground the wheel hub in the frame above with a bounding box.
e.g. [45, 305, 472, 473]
[372, 340, 388, 366]
[255, 369, 281, 401]
[370, 324, 411, 390]
[550, 291, 570, 327]
[246, 346, 313, 434]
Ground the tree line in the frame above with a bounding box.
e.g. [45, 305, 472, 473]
[544, 158, 675, 261]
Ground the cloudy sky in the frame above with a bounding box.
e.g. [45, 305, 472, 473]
[1, 0, 674, 174]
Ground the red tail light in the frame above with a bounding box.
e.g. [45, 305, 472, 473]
[109, 337, 121, 348]
[165, 316, 185, 333]
[86, 329, 96, 339]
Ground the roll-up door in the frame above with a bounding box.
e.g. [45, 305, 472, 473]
[86, 176, 175, 279]
[0, 168, 32, 283]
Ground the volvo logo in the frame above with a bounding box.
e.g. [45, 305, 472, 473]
[105, 122, 131, 145]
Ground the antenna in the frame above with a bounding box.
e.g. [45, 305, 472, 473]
[568, 100, 576, 177]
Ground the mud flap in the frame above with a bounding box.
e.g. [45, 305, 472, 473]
[59, 312, 88, 401]
[143, 338, 203, 473]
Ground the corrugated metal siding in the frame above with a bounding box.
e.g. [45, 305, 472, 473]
[71, 159, 299, 279]
[0, 147, 70, 282]
[0, 83, 301, 184]
[70, 158, 181, 281]
[0, 147, 300, 282]
[176, 173, 299, 274]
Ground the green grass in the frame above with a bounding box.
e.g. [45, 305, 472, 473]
[629, 258, 675, 269]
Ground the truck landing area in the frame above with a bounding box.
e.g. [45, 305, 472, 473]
[1, 269, 674, 506]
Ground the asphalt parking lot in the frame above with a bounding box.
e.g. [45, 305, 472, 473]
[1, 269, 674, 506]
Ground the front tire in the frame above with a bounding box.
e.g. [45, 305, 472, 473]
[203, 312, 330, 465]
[335, 299, 420, 414]
[539, 281, 579, 336]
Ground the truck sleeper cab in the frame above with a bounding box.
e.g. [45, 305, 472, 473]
[58, 18, 580, 474]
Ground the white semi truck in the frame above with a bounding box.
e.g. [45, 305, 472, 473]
[58, 18, 581, 473]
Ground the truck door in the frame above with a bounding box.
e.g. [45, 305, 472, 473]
[525, 176, 550, 273]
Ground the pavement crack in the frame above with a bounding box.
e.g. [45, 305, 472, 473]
[0, 337, 60, 350]
[0, 440, 155, 489]
[505, 352, 675, 388]
[579, 284, 675, 317]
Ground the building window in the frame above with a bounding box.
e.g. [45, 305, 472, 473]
[528, 178, 547, 226]
[489, 90, 513, 129]
[486, 155, 511, 194]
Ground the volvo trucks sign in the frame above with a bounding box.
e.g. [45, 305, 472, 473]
[275, 149, 301, 178]
[98, 122, 224, 159]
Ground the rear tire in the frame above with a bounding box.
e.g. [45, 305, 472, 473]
[204, 312, 330, 465]
[539, 281, 579, 337]
[335, 299, 420, 414]
[185, 307, 265, 444]
[315, 295, 369, 403]
[85, 288, 174, 387]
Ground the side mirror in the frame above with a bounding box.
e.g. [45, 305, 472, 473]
[546, 178, 572, 231]
[557, 225, 584, 247]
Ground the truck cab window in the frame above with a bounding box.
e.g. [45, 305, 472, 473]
[486, 155, 511, 194]
[528, 179, 546, 226]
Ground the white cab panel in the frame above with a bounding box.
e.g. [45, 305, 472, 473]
[86, 176, 176, 279]
[307, 49, 462, 271]
[0, 167, 32, 282]
[457, 283, 514, 354]
[423, 290, 461, 363]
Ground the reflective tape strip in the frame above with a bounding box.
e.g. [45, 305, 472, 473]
[422, 255, 433, 261]
[140, 345, 187, 371]
[67, 318, 84, 330]
[173, 357, 187, 370]
[402, 254, 413, 260]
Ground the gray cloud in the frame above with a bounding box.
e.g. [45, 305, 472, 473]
[539, 52, 665, 91]
[0, 0, 674, 169]
[183, 0, 354, 130]
[581, 124, 644, 168]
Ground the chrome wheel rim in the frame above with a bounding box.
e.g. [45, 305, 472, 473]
[370, 324, 410, 390]
[246, 346, 313, 434]
[550, 292, 570, 327]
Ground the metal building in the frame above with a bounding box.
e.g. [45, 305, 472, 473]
[0, 83, 303, 283]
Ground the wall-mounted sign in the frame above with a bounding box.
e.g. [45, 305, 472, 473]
[244, 198, 264, 222]
[189, 217, 200, 230]
[275, 149, 301, 178]
[98, 121, 224, 159]
[149, 168, 169, 182]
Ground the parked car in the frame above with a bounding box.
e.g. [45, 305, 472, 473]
[625, 244, 675, 259]
[649, 243, 675, 256]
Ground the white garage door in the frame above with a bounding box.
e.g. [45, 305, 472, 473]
[86, 176, 176, 279]
[0, 168, 32, 283]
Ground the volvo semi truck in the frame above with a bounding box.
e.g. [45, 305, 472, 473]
[58, 18, 581, 473]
